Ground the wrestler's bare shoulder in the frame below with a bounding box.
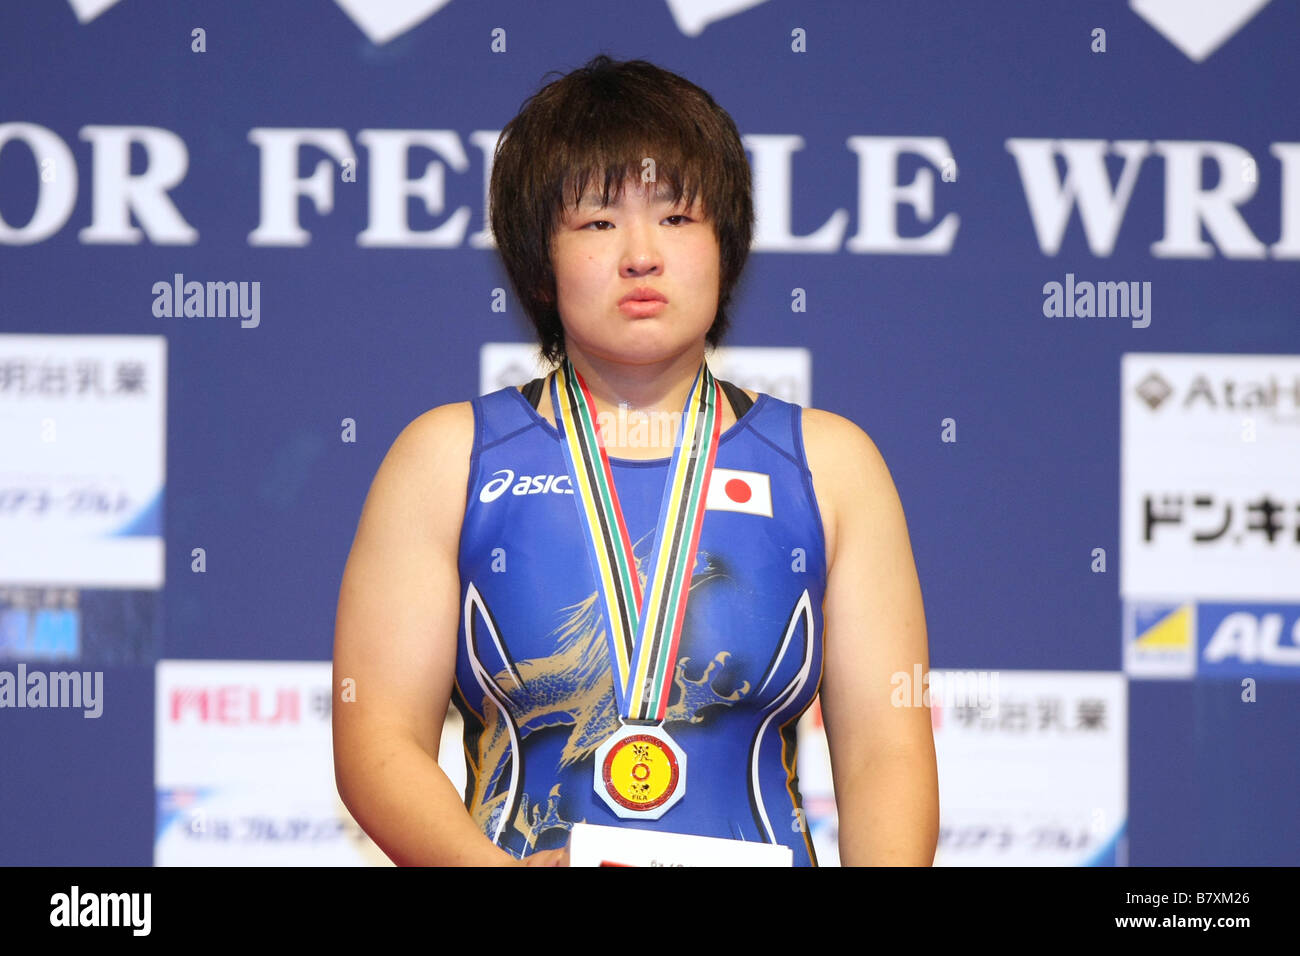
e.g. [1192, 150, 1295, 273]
[361, 402, 476, 536]
[799, 405, 897, 567]
[402, 400, 474, 449]
[385, 401, 475, 473]
[799, 406, 882, 458]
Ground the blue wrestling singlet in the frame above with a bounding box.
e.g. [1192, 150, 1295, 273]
[451, 375, 828, 865]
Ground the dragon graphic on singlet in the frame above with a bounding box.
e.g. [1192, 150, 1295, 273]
[458, 533, 752, 850]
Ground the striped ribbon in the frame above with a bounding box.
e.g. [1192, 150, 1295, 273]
[550, 357, 722, 722]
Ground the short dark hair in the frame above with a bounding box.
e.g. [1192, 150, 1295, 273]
[489, 54, 755, 365]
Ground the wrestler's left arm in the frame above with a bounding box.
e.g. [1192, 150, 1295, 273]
[802, 407, 940, 866]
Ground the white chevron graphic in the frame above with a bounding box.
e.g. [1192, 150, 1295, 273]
[66, 0, 123, 22]
[65, 0, 772, 42]
[1130, 0, 1271, 62]
[58, 0, 1279, 56]
[664, 0, 772, 37]
[332, 0, 454, 45]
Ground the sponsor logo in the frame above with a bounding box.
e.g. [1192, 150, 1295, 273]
[1124, 601, 1197, 679]
[478, 468, 573, 503]
[169, 686, 302, 725]
[1132, 368, 1300, 416]
[1200, 602, 1300, 676]
[160, 798, 366, 845]
[1121, 355, 1300, 605]
[1135, 372, 1174, 410]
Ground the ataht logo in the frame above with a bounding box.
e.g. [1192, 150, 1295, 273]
[1135, 371, 1174, 410]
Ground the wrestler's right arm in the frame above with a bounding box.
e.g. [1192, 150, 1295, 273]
[332, 401, 558, 866]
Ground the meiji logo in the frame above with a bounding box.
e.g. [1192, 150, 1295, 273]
[169, 686, 301, 725]
[478, 468, 573, 503]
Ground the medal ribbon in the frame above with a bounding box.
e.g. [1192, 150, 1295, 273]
[551, 357, 721, 722]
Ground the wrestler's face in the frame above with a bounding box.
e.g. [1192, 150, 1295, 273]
[549, 178, 721, 367]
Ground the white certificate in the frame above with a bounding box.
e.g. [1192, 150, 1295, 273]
[568, 822, 793, 867]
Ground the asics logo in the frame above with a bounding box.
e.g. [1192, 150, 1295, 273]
[478, 468, 573, 503]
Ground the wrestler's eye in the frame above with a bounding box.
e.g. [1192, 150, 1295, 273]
[579, 213, 693, 229]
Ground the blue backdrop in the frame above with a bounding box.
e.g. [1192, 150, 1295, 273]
[1, 0, 1297, 865]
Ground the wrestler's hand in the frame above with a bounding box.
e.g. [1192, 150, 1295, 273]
[519, 844, 570, 866]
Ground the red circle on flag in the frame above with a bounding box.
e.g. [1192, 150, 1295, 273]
[725, 478, 752, 503]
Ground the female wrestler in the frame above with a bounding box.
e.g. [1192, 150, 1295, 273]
[332, 55, 938, 866]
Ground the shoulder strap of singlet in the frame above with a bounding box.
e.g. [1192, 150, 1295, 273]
[520, 375, 755, 420]
[718, 379, 754, 419]
[521, 376, 545, 409]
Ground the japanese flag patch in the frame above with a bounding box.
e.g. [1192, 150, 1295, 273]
[705, 468, 773, 517]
